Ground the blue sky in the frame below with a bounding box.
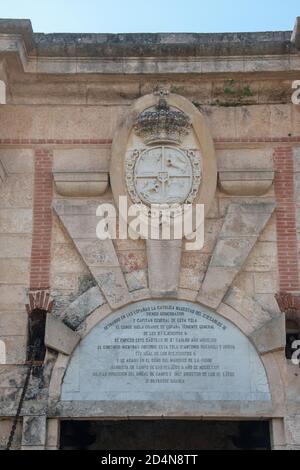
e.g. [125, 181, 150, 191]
[0, 0, 299, 34]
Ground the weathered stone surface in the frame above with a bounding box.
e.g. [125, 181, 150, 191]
[75, 239, 119, 267]
[21, 416, 46, 448]
[254, 272, 278, 294]
[197, 203, 275, 309]
[0, 209, 32, 234]
[0, 174, 33, 208]
[147, 240, 182, 297]
[285, 416, 300, 447]
[90, 267, 131, 309]
[0, 235, 32, 258]
[224, 287, 274, 330]
[220, 203, 276, 237]
[0, 258, 30, 284]
[250, 315, 286, 354]
[45, 314, 80, 355]
[125, 270, 148, 292]
[0, 149, 34, 174]
[61, 286, 105, 330]
[244, 242, 277, 272]
[0, 418, 22, 450]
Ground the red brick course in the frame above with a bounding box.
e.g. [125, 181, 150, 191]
[30, 149, 54, 291]
[274, 147, 300, 293]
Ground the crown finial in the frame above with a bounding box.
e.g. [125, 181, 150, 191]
[134, 92, 191, 145]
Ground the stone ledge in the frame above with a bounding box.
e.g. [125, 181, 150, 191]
[53, 171, 109, 197]
[218, 170, 274, 196]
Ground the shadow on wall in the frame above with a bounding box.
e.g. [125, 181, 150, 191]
[0, 340, 6, 364]
[0, 81, 6, 104]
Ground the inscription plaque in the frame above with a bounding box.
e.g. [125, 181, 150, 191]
[62, 301, 271, 402]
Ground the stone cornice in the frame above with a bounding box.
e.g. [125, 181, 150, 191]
[0, 19, 299, 76]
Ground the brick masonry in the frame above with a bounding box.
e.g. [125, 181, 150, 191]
[30, 149, 54, 291]
[274, 147, 300, 293]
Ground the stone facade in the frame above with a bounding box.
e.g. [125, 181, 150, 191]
[0, 18, 300, 450]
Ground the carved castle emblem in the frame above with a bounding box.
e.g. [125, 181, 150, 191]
[126, 92, 202, 206]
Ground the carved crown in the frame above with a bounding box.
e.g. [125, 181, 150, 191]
[134, 92, 191, 145]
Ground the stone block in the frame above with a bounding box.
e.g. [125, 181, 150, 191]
[53, 148, 110, 173]
[0, 286, 27, 310]
[197, 267, 238, 309]
[53, 171, 109, 197]
[75, 239, 119, 267]
[0, 149, 34, 174]
[250, 315, 286, 354]
[52, 244, 88, 274]
[45, 314, 80, 355]
[0, 209, 33, 234]
[254, 272, 278, 294]
[0, 311, 27, 336]
[46, 419, 60, 449]
[125, 270, 148, 292]
[119, 250, 147, 274]
[221, 203, 276, 238]
[244, 242, 277, 272]
[61, 286, 105, 330]
[21, 416, 46, 448]
[224, 287, 273, 329]
[0, 418, 22, 450]
[285, 416, 300, 447]
[147, 239, 182, 297]
[90, 267, 131, 309]
[0, 258, 30, 285]
[0, 174, 33, 209]
[210, 237, 257, 268]
[0, 235, 32, 258]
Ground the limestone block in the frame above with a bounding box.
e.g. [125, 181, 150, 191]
[52, 244, 88, 274]
[0, 235, 32, 258]
[210, 238, 257, 268]
[285, 416, 300, 447]
[254, 272, 278, 294]
[51, 273, 78, 291]
[197, 203, 275, 309]
[0, 365, 28, 389]
[0, 149, 34, 174]
[1, 336, 27, 364]
[53, 148, 110, 173]
[0, 286, 27, 311]
[224, 287, 273, 330]
[233, 272, 255, 296]
[0, 174, 33, 209]
[221, 203, 276, 238]
[271, 419, 286, 449]
[250, 315, 286, 354]
[217, 148, 274, 171]
[147, 239, 182, 297]
[61, 286, 105, 330]
[179, 268, 203, 292]
[90, 267, 131, 309]
[119, 250, 147, 274]
[125, 270, 148, 292]
[0, 258, 30, 285]
[46, 419, 59, 449]
[0, 418, 22, 450]
[197, 267, 238, 309]
[75, 239, 119, 267]
[0, 311, 27, 336]
[21, 416, 46, 448]
[45, 314, 80, 356]
[270, 104, 292, 138]
[254, 294, 281, 315]
[0, 209, 33, 234]
[244, 242, 277, 272]
[235, 105, 271, 139]
[218, 170, 274, 196]
[0, 159, 6, 186]
[291, 17, 300, 48]
[54, 200, 131, 308]
[53, 172, 109, 197]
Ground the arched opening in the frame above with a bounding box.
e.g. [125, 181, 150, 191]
[0, 340, 6, 364]
[0, 80, 6, 104]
